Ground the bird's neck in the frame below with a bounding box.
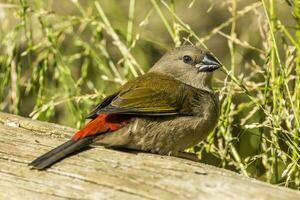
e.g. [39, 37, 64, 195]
[149, 69, 213, 91]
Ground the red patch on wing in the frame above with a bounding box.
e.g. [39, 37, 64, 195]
[72, 114, 131, 141]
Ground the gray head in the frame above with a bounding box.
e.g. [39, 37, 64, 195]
[150, 45, 221, 90]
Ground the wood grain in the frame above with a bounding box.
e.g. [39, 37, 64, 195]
[0, 112, 299, 200]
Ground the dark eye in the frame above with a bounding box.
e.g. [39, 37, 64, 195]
[183, 55, 193, 64]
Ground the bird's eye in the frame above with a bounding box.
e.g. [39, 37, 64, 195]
[183, 55, 193, 64]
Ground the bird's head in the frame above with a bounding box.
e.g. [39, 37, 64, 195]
[150, 45, 221, 90]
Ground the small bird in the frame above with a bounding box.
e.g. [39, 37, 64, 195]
[30, 45, 221, 170]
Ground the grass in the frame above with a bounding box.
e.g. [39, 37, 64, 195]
[0, 0, 299, 189]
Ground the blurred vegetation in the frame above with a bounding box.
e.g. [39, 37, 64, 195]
[0, 0, 300, 189]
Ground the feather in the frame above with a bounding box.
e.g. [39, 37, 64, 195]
[29, 136, 97, 170]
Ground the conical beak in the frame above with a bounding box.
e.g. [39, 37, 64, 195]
[196, 53, 221, 72]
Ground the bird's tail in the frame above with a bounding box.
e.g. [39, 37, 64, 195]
[29, 136, 96, 170]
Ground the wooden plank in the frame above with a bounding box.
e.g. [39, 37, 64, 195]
[0, 112, 299, 200]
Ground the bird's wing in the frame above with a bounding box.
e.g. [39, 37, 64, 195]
[100, 86, 178, 115]
[88, 73, 199, 116]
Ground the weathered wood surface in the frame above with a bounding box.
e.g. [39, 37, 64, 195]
[0, 112, 299, 200]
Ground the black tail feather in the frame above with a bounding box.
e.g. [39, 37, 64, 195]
[29, 136, 96, 170]
[29, 140, 75, 166]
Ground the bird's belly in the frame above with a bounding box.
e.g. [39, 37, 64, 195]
[123, 115, 217, 155]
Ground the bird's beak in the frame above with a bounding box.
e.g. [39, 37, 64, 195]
[196, 53, 221, 72]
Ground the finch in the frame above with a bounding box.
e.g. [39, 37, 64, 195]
[30, 45, 221, 170]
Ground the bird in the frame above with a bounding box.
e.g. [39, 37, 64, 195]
[29, 45, 221, 170]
